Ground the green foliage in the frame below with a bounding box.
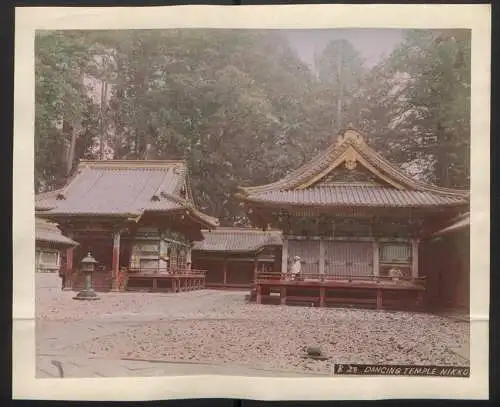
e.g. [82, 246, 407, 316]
[35, 31, 100, 190]
[34, 29, 471, 223]
[352, 30, 471, 187]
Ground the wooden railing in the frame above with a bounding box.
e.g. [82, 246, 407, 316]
[126, 267, 206, 277]
[125, 267, 206, 293]
[255, 271, 426, 286]
[253, 272, 427, 310]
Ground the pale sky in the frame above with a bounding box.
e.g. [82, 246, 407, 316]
[282, 29, 405, 68]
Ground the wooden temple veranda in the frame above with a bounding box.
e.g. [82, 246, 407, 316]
[236, 129, 470, 311]
[35, 160, 218, 293]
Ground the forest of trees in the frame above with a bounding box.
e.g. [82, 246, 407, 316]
[35, 29, 471, 226]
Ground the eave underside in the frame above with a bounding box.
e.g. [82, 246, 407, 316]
[37, 210, 213, 241]
[244, 202, 468, 239]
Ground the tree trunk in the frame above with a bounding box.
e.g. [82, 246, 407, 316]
[63, 121, 78, 176]
[434, 126, 450, 187]
[336, 45, 344, 131]
[99, 79, 108, 160]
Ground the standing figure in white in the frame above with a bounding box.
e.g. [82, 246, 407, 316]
[291, 256, 302, 281]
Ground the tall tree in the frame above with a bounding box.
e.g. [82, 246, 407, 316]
[314, 39, 366, 132]
[34, 28, 470, 225]
[35, 31, 99, 191]
[357, 30, 471, 187]
[79, 29, 319, 224]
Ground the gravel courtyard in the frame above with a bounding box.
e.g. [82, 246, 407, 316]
[36, 274, 470, 377]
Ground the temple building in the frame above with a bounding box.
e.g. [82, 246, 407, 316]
[192, 228, 282, 289]
[35, 160, 218, 292]
[35, 217, 78, 273]
[236, 129, 469, 310]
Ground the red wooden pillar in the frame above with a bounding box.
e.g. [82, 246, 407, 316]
[319, 287, 326, 308]
[253, 259, 258, 284]
[186, 246, 192, 270]
[64, 245, 74, 290]
[223, 258, 228, 287]
[256, 284, 262, 304]
[280, 286, 287, 305]
[376, 288, 383, 310]
[172, 278, 177, 293]
[416, 290, 424, 310]
[111, 230, 121, 291]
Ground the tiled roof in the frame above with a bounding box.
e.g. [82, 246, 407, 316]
[433, 212, 470, 236]
[35, 160, 218, 227]
[245, 186, 466, 207]
[193, 228, 283, 252]
[35, 218, 78, 246]
[238, 129, 469, 208]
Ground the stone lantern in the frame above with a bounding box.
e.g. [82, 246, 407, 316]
[73, 252, 100, 301]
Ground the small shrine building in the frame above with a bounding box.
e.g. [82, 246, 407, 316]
[35, 217, 78, 273]
[35, 160, 218, 292]
[192, 228, 282, 289]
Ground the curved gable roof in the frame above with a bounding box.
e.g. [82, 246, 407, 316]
[237, 129, 469, 208]
[193, 228, 282, 253]
[35, 217, 78, 246]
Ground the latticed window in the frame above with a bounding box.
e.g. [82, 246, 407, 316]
[169, 246, 178, 271]
[40, 251, 58, 265]
[178, 248, 187, 269]
[380, 243, 411, 263]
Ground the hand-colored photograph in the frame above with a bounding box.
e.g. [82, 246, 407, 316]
[34, 27, 471, 379]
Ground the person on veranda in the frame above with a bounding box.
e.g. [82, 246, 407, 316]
[291, 256, 302, 281]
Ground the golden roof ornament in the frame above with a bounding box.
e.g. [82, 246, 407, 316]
[336, 128, 364, 147]
[345, 159, 357, 170]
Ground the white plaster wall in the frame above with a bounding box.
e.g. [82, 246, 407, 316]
[35, 272, 62, 292]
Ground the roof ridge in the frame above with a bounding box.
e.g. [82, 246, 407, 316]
[78, 160, 186, 170]
[238, 144, 339, 195]
[356, 142, 469, 197]
[202, 227, 281, 233]
[79, 159, 186, 164]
